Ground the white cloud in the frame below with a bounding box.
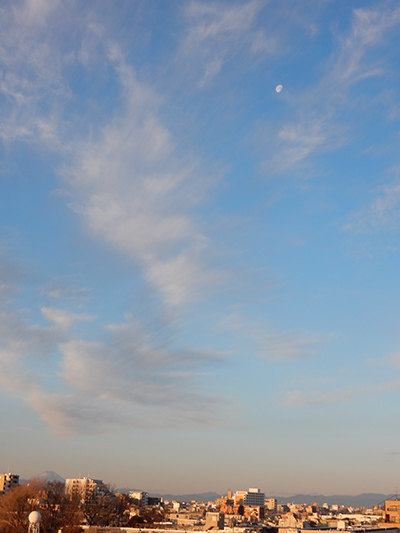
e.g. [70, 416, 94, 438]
[0, 0, 68, 147]
[0, 308, 62, 402]
[262, 4, 400, 175]
[0, 301, 223, 435]
[344, 175, 400, 233]
[286, 380, 400, 407]
[31, 315, 222, 435]
[17, 0, 59, 27]
[329, 6, 400, 87]
[0, 5, 228, 434]
[387, 352, 400, 368]
[218, 310, 326, 360]
[178, 0, 275, 86]
[0, 311, 58, 361]
[64, 50, 221, 309]
[41, 307, 95, 331]
[27, 389, 126, 436]
[262, 332, 324, 360]
[0, 248, 223, 435]
[0, 3, 223, 310]
[59, 317, 220, 406]
[40, 285, 91, 302]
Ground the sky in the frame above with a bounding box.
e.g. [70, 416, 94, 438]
[1, 0, 400, 498]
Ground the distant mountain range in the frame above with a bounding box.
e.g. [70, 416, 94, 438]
[272, 493, 392, 508]
[149, 491, 221, 503]
[22, 474, 394, 508]
[126, 491, 393, 507]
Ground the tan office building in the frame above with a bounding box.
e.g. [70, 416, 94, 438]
[384, 500, 400, 523]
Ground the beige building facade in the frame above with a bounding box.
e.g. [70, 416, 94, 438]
[0, 472, 19, 494]
[65, 477, 107, 502]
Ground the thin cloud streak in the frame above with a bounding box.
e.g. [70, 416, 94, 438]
[286, 380, 400, 407]
[0, 0, 69, 147]
[41, 307, 95, 331]
[262, 3, 400, 176]
[218, 311, 327, 361]
[178, 0, 275, 86]
[344, 174, 400, 233]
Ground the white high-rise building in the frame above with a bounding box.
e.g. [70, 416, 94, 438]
[65, 477, 107, 502]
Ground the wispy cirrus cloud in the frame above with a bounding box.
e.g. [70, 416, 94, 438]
[0, 1, 225, 311]
[40, 284, 91, 303]
[64, 46, 222, 308]
[23, 313, 223, 436]
[0, 245, 223, 435]
[0, 2, 228, 435]
[0, 292, 223, 435]
[344, 174, 400, 233]
[262, 3, 400, 175]
[0, 0, 68, 146]
[178, 0, 275, 86]
[41, 307, 95, 331]
[386, 351, 400, 368]
[218, 310, 326, 361]
[286, 380, 400, 407]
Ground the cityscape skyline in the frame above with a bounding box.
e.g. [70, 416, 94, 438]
[2, 471, 397, 506]
[1, 0, 400, 495]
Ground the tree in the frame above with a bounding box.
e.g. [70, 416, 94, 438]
[39, 481, 66, 533]
[0, 483, 38, 533]
[0, 480, 83, 533]
[80, 487, 127, 526]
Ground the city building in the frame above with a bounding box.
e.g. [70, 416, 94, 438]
[130, 491, 149, 507]
[234, 491, 248, 505]
[65, 477, 108, 502]
[204, 512, 225, 530]
[384, 500, 400, 523]
[244, 488, 265, 507]
[148, 496, 162, 506]
[0, 473, 19, 494]
[265, 497, 277, 511]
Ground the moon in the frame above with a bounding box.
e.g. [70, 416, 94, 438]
[275, 84, 283, 93]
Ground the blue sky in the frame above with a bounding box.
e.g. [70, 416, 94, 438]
[1, 0, 400, 496]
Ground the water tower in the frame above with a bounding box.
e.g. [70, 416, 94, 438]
[28, 511, 41, 533]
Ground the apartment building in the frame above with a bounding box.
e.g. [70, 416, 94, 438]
[65, 477, 108, 502]
[130, 490, 149, 507]
[0, 473, 19, 494]
[265, 497, 277, 511]
[384, 500, 400, 523]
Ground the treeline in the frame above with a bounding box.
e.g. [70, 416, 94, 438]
[0, 480, 165, 533]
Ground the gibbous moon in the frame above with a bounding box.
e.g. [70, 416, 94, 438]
[276, 84, 283, 93]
